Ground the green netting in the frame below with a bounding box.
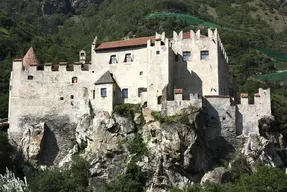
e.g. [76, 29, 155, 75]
[255, 71, 287, 82]
[258, 49, 287, 62]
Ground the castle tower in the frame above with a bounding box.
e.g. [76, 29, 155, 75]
[79, 50, 86, 64]
[23, 47, 40, 69]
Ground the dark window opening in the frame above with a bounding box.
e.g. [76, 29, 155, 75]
[109, 55, 117, 64]
[72, 77, 78, 83]
[138, 88, 147, 97]
[101, 88, 107, 97]
[222, 117, 226, 120]
[201, 51, 209, 60]
[28, 75, 33, 80]
[156, 51, 160, 55]
[157, 96, 162, 104]
[161, 41, 165, 45]
[60, 97, 64, 100]
[51, 64, 59, 71]
[122, 89, 128, 98]
[140, 71, 143, 75]
[81, 52, 85, 56]
[124, 53, 133, 62]
[70, 95, 74, 99]
[37, 65, 44, 71]
[93, 90, 95, 99]
[92, 71, 95, 73]
[183, 51, 191, 61]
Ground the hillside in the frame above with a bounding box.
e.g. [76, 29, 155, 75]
[0, 0, 287, 129]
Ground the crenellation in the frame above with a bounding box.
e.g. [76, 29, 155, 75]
[9, 28, 273, 146]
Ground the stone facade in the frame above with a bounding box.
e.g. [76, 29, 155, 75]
[8, 28, 272, 145]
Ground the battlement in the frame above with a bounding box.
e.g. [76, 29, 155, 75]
[13, 60, 91, 73]
[238, 88, 270, 106]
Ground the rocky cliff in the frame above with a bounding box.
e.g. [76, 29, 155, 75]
[14, 93, 286, 191]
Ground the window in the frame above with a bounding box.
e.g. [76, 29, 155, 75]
[72, 77, 78, 83]
[122, 89, 128, 98]
[157, 96, 162, 104]
[183, 51, 191, 61]
[109, 55, 117, 64]
[60, 97, 64, 100]
[28, 75, 33, 80]
[81, 52, 85, 56]
[70, 95, 74, 99]
[124, 53, 133, 62]
[101, 88, 107, 97]
[138, 88, 147, 97]
[156, 51, 160, 55]
[201, 51, 209, 60]
[93, 90, 95, 99]
[140, 71, 143, 75]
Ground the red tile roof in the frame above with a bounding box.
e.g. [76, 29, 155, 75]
[174, 89, 183, 94]
[23, 47, 40, 68]
[13, 58, 23, 61]
[95, 36, 155, 51]
[95, 32, 207, 51]
[240, 93, 249, 98]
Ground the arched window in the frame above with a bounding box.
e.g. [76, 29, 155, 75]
[72, 77, 78, 83]
[109, 55, 117, 64]
[157, 96, 162, 104]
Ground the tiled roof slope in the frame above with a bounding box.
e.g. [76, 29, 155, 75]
[95, 71, 115, 85]
[95, 36, 155, 51]
[95, 32, 207, 51]
[23, 47, 40, 68]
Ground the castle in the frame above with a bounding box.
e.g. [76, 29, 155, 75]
[8, 28, 272, 144]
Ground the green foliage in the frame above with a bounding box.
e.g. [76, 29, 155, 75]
[29, 155, 91, 192]
[113, 103, 141, 118]
[0, 168, 29, 192]
[151, 111, 187, 123]
[127, 133, 148, 158]
[105, 161, 147, 192]
[229, 166, 287, 192]
[0, 131, 13, 173]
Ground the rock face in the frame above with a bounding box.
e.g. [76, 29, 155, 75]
[14, 99, 285, 191]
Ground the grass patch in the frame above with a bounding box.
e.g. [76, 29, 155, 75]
[254, 71, 287, 82]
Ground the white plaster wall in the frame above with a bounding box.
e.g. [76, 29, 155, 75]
[237, 88, 272, 136]
[204, 96, 236, 143]
[92, 47, 148, 104]
[171, 30, 228, 97]
[147, 38, 171, 111]
[93, 84, 114, 114]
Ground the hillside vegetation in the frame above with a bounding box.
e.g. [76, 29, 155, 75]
[0, 0, 287, 131]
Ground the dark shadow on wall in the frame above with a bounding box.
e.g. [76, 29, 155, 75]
[236, 106, 243, 136]
[202, 98, 236, 165]
[173, 54, 202, 100]
[39, 124, 59, 166]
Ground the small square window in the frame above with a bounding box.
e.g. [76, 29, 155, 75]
[183, 51, 191, 61]
[201, 51, 209, 60]
[156, 51, 160, 55]
[70, 95, 74, 99]
[138, 88, 147, 97]
[122, 89, 128, 98]
[140, 71, 143, 75]
[28, 75, 33, 80]
[101, 88, 107, 97]
[60, 97, 64, 100]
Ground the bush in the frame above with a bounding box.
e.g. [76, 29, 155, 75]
[113, 103, 141, 118]
[151, 111, 187, 123]
[0, 168, 29, 192]
[29, 155, 91, 192]
[127, 133, 148, 158]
